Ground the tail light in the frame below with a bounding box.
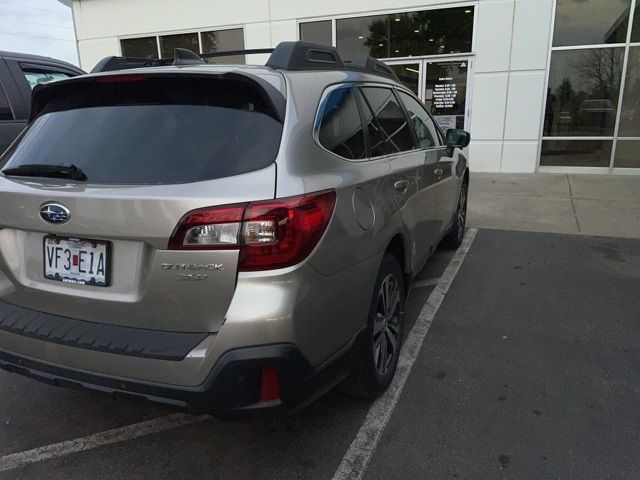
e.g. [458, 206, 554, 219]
[168, 190, 336, 271]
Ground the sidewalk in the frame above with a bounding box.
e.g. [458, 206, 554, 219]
[468, 173, 640, 238]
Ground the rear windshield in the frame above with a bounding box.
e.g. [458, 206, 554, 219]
[1, 75, 284, 184]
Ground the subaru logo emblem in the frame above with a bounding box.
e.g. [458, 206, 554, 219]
[39, 203, 71, 225]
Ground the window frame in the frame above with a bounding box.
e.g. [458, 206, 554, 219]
[296, 1, 478, 62]
[313, 83, 368, 161]
[538, 0, 640, 174]
[313, 82, 371, 162]
[18, 64, 75, 90]
[118, 26, 246, 61]
[0, 79, 15, 122]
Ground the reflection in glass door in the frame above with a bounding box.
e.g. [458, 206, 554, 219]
[386, 58, 472, 133]
[388, 63, 420, 97]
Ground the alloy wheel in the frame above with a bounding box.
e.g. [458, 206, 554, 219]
[373, 274, 401, 375]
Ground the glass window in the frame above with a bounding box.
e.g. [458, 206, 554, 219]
[613, 140, 640, 168]
[389, 7, 474, 57]
[388, 64, 419, 96]
[120, 37, 158, 59]
[540, 140, 613, 167]
[337, 15, 389, 60]
[0, 83, 13, 121]
[543, 48, 624, 137]
[397, 91, 440, 149]
[317, 88, 366, 159]
[20, 68, 71, 89]
[360, 87, 414, 155]
[300, 21, 332, 46]
[2, 77, 283, 184]
[159, 33, 199, 58]
[552, 0, 631, 47]
[618, 47, 640, 136]
[336, 7, 474, 60]
[632, 2, 640, 42]
[201, 28, 245, 64]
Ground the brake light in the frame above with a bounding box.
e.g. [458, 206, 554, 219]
[168, 190, 336, 271]
[95, 74, 146, 83]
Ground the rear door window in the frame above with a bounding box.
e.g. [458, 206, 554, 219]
[397, 90, 442, 149]
[317, 87, 366, 159]
[1, 75, 284, 184]
[360, 86, 415, 156]
[20, 66, 73, 89]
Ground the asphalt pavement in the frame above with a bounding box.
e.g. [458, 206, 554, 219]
[1, 228, 638, 480]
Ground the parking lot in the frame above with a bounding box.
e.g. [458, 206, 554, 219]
[1, 226, 638, 479]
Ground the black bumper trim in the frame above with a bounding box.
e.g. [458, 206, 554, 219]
[0, 336, 361, 419]
[0, 300, 209, 361]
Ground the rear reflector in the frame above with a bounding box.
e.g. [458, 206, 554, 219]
[259, 366, 280, 402]
[168, 190, 336, 271]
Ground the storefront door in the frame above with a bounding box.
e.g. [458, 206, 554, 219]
[387, 58, 472, 133]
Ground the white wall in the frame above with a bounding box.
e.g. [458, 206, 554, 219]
[468, 0, 554, 173]
[69, 0, 555, 173]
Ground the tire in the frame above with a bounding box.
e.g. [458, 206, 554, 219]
[441, 179, 468, 250]
[342, 252, 405, 398]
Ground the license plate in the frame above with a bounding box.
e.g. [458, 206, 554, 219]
[43, 236, 110, 287]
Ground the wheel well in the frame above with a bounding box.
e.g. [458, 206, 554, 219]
[385, 234, 410, 290]
[463, 169, 470, 186]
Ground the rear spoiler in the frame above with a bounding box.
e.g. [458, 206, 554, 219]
[30, 70, 287, 123]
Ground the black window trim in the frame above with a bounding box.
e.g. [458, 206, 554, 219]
[313, 82, 371, 162]
[19, 62, 80, 78]
[0, 81, 16, 122]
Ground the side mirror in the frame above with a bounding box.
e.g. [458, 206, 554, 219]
[445, 129, 471, 156]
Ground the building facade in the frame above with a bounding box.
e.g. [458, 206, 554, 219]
[60, 0, 640, 175]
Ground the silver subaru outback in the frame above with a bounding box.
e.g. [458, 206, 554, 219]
[0, 42, 469, 419]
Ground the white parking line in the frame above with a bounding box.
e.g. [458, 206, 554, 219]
[412, 278, 440, 288]
[0, 413, 210, 473]
[332, 228, 478, 480]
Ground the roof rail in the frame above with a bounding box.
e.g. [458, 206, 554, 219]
[343, 57, 399, 81]
[91, 42, 400, 81]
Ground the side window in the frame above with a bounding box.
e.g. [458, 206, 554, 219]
[0, 82, 13, 121]
[318, 87, 366, 160]
[360, 87, 415, 156]
[20, 67, 72, 89]
[397, 90, 441, 149]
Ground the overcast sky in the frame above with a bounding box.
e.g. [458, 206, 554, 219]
[0, 0, 78, 65]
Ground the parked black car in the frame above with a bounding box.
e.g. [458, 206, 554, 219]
[0, 51, 84, 153]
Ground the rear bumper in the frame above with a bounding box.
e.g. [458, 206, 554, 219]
[0, 339, 358, 420]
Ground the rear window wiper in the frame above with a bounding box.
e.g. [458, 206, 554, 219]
[2, 163, 88, 181]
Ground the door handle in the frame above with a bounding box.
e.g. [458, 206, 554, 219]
[394, 179, 409, 192]
[434, 168, 444, 179]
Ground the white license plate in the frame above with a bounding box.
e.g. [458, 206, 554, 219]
[43, 236, 110, 287]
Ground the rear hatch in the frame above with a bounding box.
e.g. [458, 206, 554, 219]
[0, 71, 285, 333]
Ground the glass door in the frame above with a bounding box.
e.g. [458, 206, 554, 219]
[423, 59, 470, 133]
[385, 58, 472, 133]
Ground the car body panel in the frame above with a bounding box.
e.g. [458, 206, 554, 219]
[0, 60, 468, 410]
